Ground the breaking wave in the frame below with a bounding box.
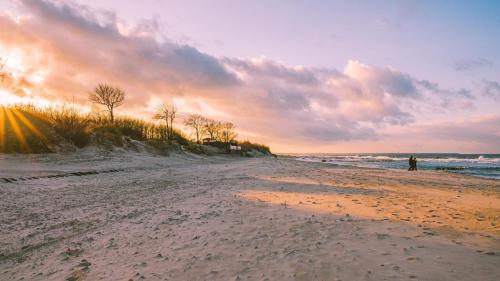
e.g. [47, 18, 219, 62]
[295, 154, 500, 180]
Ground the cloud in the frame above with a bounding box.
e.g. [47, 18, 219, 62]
[414, 79, 475, 111]
[0, 71, 35, 97]
[0, 0, 482, 150]
[343, 61, 418, 97]
[411, 115, 500, 152]
[6, 0, 239, 97]
[451, 58, 493, 72]
[360, 114, 500, 153]
[225, 57, 321, 85]
[482, 80, 500, 100]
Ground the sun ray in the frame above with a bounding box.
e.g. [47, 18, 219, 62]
[0, 107, 5, 151]
[11, 108, 48, 143]
[4, 108, 29, 152]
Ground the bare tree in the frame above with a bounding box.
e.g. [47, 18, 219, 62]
[204, 118, 222, 141]
[154, 102, 177, 140]
[167, 104, 177, 140]
[89, 83, 125, 123]
[184, 114, 207, 143]
[219, 122, 237, 144]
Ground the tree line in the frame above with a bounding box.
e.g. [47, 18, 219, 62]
[184, 114, 237, 144]
[88, 83, 237, 145]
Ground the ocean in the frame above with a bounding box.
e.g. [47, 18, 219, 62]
[295, 153, 500, 180]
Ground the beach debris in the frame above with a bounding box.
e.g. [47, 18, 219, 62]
[375, 233, 389, 240]
[0, 169, 125, 184]
[66, 268, 88, 281]
[77, 259, 91, 270]
[63, 248, 83, 258]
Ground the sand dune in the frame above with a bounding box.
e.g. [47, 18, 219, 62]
[0, 151, 499, 281]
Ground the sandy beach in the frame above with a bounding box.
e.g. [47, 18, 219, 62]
[0, 151, 499, 281]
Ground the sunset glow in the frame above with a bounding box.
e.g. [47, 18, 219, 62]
[1, 0, 499, 153]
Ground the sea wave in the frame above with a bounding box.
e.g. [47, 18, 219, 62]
[295, 154, 500, 180]
[299, 155, 500, 164]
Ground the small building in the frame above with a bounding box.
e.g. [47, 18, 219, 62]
[229, 144, 241, 152]
[203, 138, 241, 154]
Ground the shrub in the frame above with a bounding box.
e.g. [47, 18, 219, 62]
[145, 140, 172, 156]
[45, 106, 91, 148]
[185, 143, 221, 155]
[239, 140, 271, 154]
[114, 117, 147, 140]
[170, 129, 190, 145]
[93, 125, 123, 148]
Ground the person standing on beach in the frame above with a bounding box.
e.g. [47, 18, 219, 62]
[408, 156, 418, 171]
[408, 156, 414, 171]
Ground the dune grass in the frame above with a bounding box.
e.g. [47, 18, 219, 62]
[0, 104, 189, 153]
[239, 140, 271, 154]
[0, 103, 270, 155]
[0, 104, 56, 153]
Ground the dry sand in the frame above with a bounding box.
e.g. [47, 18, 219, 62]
[0, 150, 499, 281]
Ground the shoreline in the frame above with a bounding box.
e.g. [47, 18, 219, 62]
[0, 152, 499, 280]
[291, 154, 500, 180]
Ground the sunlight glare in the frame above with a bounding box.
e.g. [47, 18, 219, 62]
[12, 108, 46, 141]
[28, 72, 46, 84]
[4, 107, 28, 150]
[0, 89, 25, 105]
[2, 48, 27, 77]
[0, 89, 56, 108]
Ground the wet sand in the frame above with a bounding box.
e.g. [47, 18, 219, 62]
[0, 151, 499, 280]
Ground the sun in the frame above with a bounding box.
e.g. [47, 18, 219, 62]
[0, 89, 26, 105]
[1, 48, 27, 76]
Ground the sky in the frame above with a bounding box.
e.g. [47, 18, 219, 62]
[0, 0, 499, 153]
